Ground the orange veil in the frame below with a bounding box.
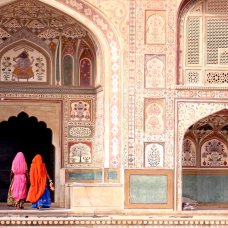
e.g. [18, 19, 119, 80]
[26, 154, 47, 203]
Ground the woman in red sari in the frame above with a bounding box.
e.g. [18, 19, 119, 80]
[26, 154, 54, 209]
[7, 152, 28, 209]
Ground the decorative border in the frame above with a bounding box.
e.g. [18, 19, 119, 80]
[59, 0, 121, 168]
[127, 0, 136, 168]
[2, 216, 228, 226]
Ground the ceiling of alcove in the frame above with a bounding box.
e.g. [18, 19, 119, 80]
[0, 0, 95, 46]
[185, 109, 228, 140]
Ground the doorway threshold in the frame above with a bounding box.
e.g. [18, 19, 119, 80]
[0, 203, 72, 217]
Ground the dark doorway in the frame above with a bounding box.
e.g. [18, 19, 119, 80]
[0, 111, 55, 202]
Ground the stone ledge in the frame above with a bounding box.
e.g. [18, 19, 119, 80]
[0, 216, 228, 226]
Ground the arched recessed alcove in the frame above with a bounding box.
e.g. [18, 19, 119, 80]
[182, 109, 228, 210]
[0, 111, 55, 202]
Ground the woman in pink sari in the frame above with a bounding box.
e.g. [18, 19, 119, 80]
[7, 152, 28, 209]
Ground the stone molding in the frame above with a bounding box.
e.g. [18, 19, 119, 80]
[1, 216, 228, 226]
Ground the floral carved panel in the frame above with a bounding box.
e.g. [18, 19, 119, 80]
[145, 10, 166, 44]
[182, 138, 196, 167]
[201, 138, 228, 167]
[144, 142, 164, 167]
[68, 141, 92, 164]
[144, 54, 165, 89]
[144, 98, 165, 135]
[69, 99, 94, 122]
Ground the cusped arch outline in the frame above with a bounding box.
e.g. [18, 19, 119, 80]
[177, 102, 228, 211]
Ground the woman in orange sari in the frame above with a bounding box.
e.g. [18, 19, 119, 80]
[26, 154, 54, 209]
[7, 152, 28, 209]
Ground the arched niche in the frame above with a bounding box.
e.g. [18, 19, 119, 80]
[177, 101, 228, 211]
[39, 0, 122, 168]
[63, 55, 73, 86]
[0, 0, 122, 170]
[79, 58, 92, 87]
[181, 107, 228, 210]
[182, 136, 197, 167]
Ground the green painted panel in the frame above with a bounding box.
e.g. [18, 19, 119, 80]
[129, 175, 168, 204]
[107, 171, 118, 180]
[68, 171, 102, 180]
[183, 174, 228, 203]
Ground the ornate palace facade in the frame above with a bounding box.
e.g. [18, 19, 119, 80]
[0, 0, 227, 227]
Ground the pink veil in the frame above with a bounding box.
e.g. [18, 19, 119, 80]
[12, 152, 27, 174]
[11, 152, 27, 200]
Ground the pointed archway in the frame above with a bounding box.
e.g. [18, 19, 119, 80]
[0, 111, 55, 202]
[182, 109, 228, 210]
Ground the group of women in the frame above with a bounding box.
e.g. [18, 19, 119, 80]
[7, 152, 54, 210]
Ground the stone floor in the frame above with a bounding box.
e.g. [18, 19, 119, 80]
[1, 204, 228, 227]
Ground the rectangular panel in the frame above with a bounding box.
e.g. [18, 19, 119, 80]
[66, 169, 102, 183]
[186, 16, 202, 66]
[125, 169, 173, 209]
[183, 169, 228, 206]
[145, 10, 166, 44]
[130, 175, 167, 203]
[104, 168, 120, 183]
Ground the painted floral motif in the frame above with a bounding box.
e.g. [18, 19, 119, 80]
[69, 142, 92, 163]
[1, 57, 12, 81]
[182, 138, 196, 167]
[145, 101, 164, 135]
[70, 100, 92, 122]
[201, 139, 228, 167]
[35, 57, 45, 81]
[144, 143, 163, 167]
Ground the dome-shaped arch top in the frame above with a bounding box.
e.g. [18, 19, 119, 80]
[0, 0, 97, 87]
[182, 108, 228, 210]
